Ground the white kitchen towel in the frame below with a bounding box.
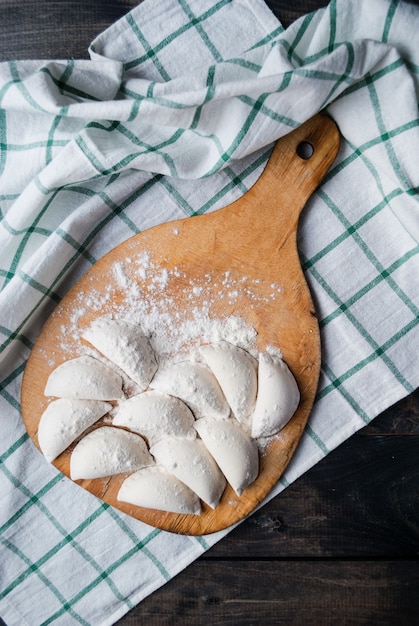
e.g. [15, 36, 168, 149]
[1, 0, 418, 624]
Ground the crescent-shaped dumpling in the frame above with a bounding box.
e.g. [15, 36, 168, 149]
[150, 437, 226, 509]
[82, 318, 157, 390]
[251, 353, 300, 438]
[194, 418, 259, 496]
[149, 361, 229, 420]
[44, 355, 124, 400]
[112, 390, 195, 446]
[117, 466, 201, 515]
[199, 341, 258, 426]
[37, 398, 112, 462]
[70, 426, 153, 480]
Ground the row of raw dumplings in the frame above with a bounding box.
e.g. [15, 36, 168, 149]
[38, 318, 300, 515]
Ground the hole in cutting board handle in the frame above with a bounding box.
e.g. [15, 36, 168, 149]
[296, 141, 314, 160]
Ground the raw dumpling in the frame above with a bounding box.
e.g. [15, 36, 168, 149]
[149, 361, 229, 420]
[82, 317, 157, 390]
[199, 341, 257, 426]
[38, 398, 112, 462]
[150, 437, 226, 509]
[113, 390, 195, 446]
[118, 466, 201, 515]
[44, 355, 124, 400]
[70, 426, 153, 480]
[251, 353, 300, 438]
[194, 418, 259, 496]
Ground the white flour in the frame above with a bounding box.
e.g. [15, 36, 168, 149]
[41, 248, 297, 507]
[59, 249, 281, 367]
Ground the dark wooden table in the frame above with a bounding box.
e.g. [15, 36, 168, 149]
[1, 1, 418, 624]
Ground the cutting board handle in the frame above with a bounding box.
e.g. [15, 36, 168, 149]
[221, 114, 340, 239]
[264, 113, 340, 202]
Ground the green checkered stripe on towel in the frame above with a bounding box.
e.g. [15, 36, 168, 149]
[1, 0, 419, 624]
[0, 432, 212, 625]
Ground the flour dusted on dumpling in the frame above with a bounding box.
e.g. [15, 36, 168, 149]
[150, 437, 226, 509]
[44, 355, 124, 400]
[149, 361, 229, 420]
[199, 341, 257, 427]
[251, 352, 300, 438]
[118, 466, 201, 515]
[38, 398, 112, 462]
[70, 426, 153, 480]
[82, 317, 157, 390]
[194, 417, 259, 496]
[113, 390, 195, 446]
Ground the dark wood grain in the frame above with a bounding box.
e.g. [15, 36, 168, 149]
[0, 0, 140, 60]
[115, 560, 419, 626]
[0, 0, 329, 60]
[211, 427, 419, 559]
[1, 1, 419, 626]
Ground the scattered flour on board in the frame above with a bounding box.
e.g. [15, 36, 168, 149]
[40, 247, 297, 502]
[59, 249, 283, 369]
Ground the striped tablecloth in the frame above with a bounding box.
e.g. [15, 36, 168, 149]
[1, 0, 418, 623]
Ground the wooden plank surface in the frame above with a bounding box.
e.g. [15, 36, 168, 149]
[0, 0, 331, 60]
[114, 560, 419, 625]
[212, 417, 419, 559]
[1, 1, 419, 625]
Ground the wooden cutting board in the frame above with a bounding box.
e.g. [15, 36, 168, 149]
[21, 114, 340, 535]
